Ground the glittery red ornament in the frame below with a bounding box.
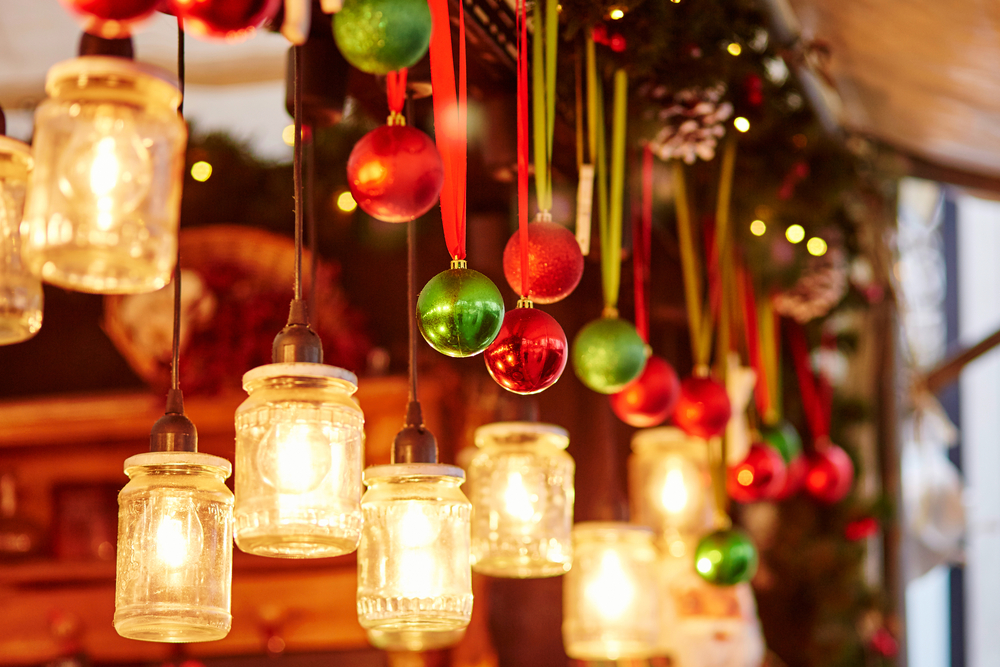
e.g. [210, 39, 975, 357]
[804, 443, 854, 503]
[347, 125, 444, 223]
[60, 0, 160, 38]
[772, 454, 807, 501]
[609, 355, 681, 427]
[728, 441, 788, 503]
[170, 0, 281, 41]
[672, 376, 731, 439]
[484, 306, 567, 394]
[502, 221, 584, 304]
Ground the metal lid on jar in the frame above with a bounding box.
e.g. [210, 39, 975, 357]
[45, 56, 182, 108]
[631, 426, 706, 456]
[124, 450, 233, 478]
[363, 463, 465, 484]
[474, 421, 569, 449]
[242, 362, 358, 390]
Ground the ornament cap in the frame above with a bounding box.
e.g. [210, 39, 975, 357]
[451, 258, 467, 270]
[516, 298, 534, 309]
[693, 364, 711, 378]
[601, 305, 619, 319]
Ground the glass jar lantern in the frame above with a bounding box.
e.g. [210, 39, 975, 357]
[357, 464, 473, 634]
[0, 137, 42, 344]
[22, 56, 186, 294]
[366, 628, 466, 652]
[114, 451, 234, 642]
[629, 427, 714, 553]
[467, 421, 574, 578]
[562, 522, 659, 660]
[234, 363, 364, 558]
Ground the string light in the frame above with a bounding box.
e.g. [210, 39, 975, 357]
[727, 42, 742, 56]
[190, 161, 212, 182]
[282, 124, 296, 146]
[807, 237, 828, 256]
[337, 191, 358, 212]
[750, 219, 766, 236]
[609, 7, 625, 19]
[785, 224, 805, 244]
[734, 117, 750, 132]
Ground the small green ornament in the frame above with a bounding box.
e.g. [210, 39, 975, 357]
[761, 420, 802, 464]
[694, 528, 758, 586]
[571, 316, 648, 394]
[333, 0, 432, 75]
[416, 262, 505, 358]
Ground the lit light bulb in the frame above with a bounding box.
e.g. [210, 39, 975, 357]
[337, 191, 358, 213]
[399, 502, 438, 548]
[654, 455, 704, 532]
[734, 116, 750, 133]
[503, 471, 537, 523]
[153, 498, 204, 570]
[257, 421, 333, 494]
[397, 502, 442, 598]
[750, 219, 766, 236]
[585, 551, 635, 621]
[807, 237, 828, 256]
[785, 224, 805, 244]
[661, 467, 689, 514]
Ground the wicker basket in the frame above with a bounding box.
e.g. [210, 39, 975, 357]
[104, 224, 369, 393]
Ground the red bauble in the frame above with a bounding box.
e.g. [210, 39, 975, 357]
[60, 0, 160, 38]
[170, 0, 281, 41]
[502, 222, 584, 304]
[728, 442, 788, 503]
[772, 454, 807, 500]
[609, 356, 681, 427]
[672, 376, 732, 439]
[484, 307, 568, 394]
[804, 443, 854, 503]
[347, 125, 444, 223]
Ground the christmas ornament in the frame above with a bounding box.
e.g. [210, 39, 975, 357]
[333, 0, 432, 74]
[772, 454, 807, 501]
[645, 83, 734, 164]
[772, 245, 848, 324]
[416, 262, 504, 358]
[673, 376, 732, 439]
[727, 442, 787, 503]
[484, 303, 567, 394]
[694, 528, 758, 586]
[571, 317, 648, 394]
[346, 124, 444, 223]
[170, 0, 282, 41]
[803, 443, 854, 503]
[761, 421, 802, 463]
[60, 0, 160, 38]
[610, 355, 681, 427]
[502, 220, 584, 304]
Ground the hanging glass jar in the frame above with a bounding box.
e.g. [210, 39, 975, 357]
[629, 426, 714, 555]
[366, 627, 466, 652]
[467, 421, 574, 578]
[114, 451, 234, 642]
[0, 137, 42, 344]
[234, 363, 364, 558]
[357, 463, 473, 633]
[22, 56, 186, 294]
[562, 522, 659, 660]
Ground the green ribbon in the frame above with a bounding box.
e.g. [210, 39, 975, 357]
[532, 0, 558, 212]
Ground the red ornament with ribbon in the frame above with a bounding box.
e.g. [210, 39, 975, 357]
[347, 69, 445, 223]
[169, 0, 281, 41]
[60, 0, 160, 38]
[484, 0, 567, 394]
[728, 441, 788, 503]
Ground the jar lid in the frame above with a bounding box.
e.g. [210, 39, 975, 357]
[0, 137, 32, 168]
[631, 426, 703, 453]
[363, 463, 465, 483]
[242, 362, 358, 390]
[124, 451, 232, 478]
[45, 56, 181, 106]
[474, 421, 569, 449]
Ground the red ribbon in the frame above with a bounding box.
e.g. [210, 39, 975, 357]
[633, 145, 653, 342]
[428, 0, 468, 260]
[386, 68, 408, 116]
[740, 268, 771, 418]
[787, 319, 831, 442]
[516, 0, 530, 297]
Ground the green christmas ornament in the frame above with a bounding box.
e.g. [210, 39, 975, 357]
[571, 317, 648, 394]
[333, 0, 432, 75]
[761, 420, 802, 464]
[694, 528, 759, 586]
[416, 261, 505, 358]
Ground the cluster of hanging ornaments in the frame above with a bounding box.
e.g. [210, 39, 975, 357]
[62, 0, 282, 40]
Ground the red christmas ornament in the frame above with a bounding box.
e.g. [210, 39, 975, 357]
[170, 0, 281, 41]
[772, 454, 807, 500]
[804, 443, 854, 503]
[609, 355, 681, 427]
[60, 0, 160, 38]
[347, 124, 444, 223]
[728, 441, 788, 503]
[502, 221, 584, 304]
[484, 306, 568, 395]
[845, 516, 879, 541]
[672, 375, 732, 439]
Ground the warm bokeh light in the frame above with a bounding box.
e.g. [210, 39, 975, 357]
[807, 237, 829, 256]
[337, 191, 358, 212]
[734, 116, 750, 132]
[785, 224, 805, 244]
[609, 7, 625, 19]
[737, 469, 754, 486]
[750, 219, 766, 236]
[727, 42, 742, 56]
[282, 124, 295, 146]
[190, 161, 212, 182]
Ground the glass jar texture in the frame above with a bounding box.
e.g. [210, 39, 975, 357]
[366, 627, 466, 652]
[562, 522, 659, 660]
[357, 464, 472, 634]
[23, 56, 186, 294]
[629, 427, 714, 546]
[234, 363, 364, 558]
[468, 421, 574, 578]
[114, 451, 234, 643]
[0, 137, 43, 344]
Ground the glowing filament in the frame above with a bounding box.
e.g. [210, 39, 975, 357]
[585, 551, 635, 621]
[90, 137, 119, 197]
[503, 472, 536, 522]
[155, 516, 189, 569]
[661, 467, 690, 514]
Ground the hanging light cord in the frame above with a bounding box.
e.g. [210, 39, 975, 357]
[407, 221, 418, 405]
[293, 45, 305, 305]
[169, 17, 185, 399]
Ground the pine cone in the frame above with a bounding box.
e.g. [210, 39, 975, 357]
[645, 83, 734, 164]
[772, 246, 848, 323]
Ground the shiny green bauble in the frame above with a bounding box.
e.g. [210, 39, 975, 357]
[416, 266, 505, 358]
[694, 528, 758, 586]
[571, 317, 648, 394]
[761, 420, 802, 464]
[333, 0, 432, 75]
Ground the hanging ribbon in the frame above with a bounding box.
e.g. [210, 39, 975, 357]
[633, 145, 653, 342]
[713, 137, 738, 381]
[740, 266, 773, 420]
[575, 39, 593, 255]
[787, 320, 831, 445]
[516, 0, 530, 298]
[759, 294, 782, 422]
[532, 0, 558, 213]
[386, 68, 408, 125]
[591, 68, 628, 315]
[672, 162, 711, 367]
[428, 0, 467, 260]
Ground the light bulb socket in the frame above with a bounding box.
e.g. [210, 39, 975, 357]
[149, 389, 198, 452]
[272, 299, 324, 363]
[78, 32, 135, 59]
[391, 402, 438, 464]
